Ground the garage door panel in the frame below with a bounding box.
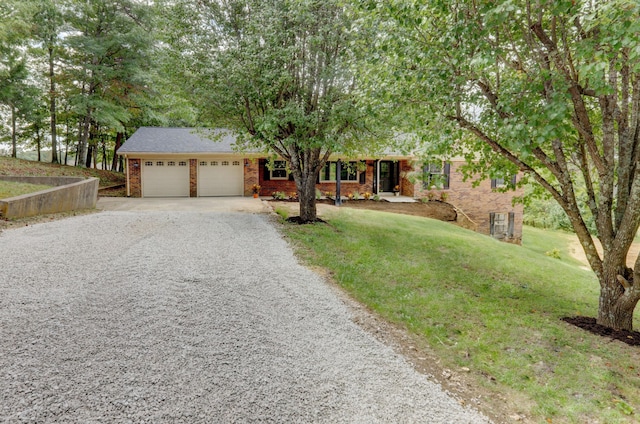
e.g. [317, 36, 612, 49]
[143, 160, 189, 197]
[198, 159, 243, 196]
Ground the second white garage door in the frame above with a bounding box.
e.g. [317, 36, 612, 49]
[198, 159, 244, 196]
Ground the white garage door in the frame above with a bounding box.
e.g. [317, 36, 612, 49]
[142, 159, 189, 197]
[198, 158, 244, 196]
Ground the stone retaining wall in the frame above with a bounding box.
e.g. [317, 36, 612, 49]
[0, 176, 99, 219]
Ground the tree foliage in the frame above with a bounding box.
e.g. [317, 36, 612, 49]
[0, 0, 167, 168]
[161, 0, 380, 222]
[362, 0, 640, 330]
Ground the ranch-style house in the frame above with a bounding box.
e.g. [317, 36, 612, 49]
[117, 127, 524, 243]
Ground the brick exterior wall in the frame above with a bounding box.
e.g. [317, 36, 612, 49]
[127, 158, 141, 197]
[413, 161, 524, 244]
[244, 159, 259, 196]
[189, 159, 197, 197]
[258, 159, 376, 197]
[400, 160, 415, 196]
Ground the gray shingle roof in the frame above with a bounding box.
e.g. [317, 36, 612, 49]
[117, 127, 252, 154]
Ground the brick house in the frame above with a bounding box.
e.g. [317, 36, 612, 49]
[117, 127, 523, 243]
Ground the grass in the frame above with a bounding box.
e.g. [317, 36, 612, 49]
[0, 181, 52, 199]
[522, 225, 588, 268]
[281, 208, 640, 423]
[0, 156, 125, 187]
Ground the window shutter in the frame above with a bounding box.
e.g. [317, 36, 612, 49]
[288, 168, 295, 181]
[489, 212, 496, 236]
[262, 159, 270, 181]
[511, 174, 517, 186]
[444, 162, 450, 189]
[359, 161, 366, 184]
[491, 178, 497, 189]
[508, 212, 515, 238]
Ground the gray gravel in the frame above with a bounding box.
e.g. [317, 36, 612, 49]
[0, 210, 491, 423]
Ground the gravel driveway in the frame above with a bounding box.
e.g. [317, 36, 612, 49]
[0, 208, 490, 423]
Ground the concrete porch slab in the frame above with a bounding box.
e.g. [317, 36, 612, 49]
[380, 195, 417, 203]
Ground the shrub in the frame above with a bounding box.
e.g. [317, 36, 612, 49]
[272, 191, 286, 200]
[545, 248, 561, 259]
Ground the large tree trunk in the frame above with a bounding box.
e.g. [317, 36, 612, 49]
[598, 286, 638, 331]
[112, 131, 124, 171]
[297, 172, 318, 222]
[596, 256, 640, 331]
[49, 46, 58, 164]
[86, 144, 93, 168]
[36, 130, 41, 161]
[286, 147, 327, 223]
[77, 114, 90, 167]
[101, 141, 106, 170]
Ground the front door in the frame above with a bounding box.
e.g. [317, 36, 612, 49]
[379, 161, 398, 192]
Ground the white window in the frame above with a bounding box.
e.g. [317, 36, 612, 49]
[320, 161, 358, 182]
[270, 160, 289, 180]
[179, 161, 187, 166]
[145, 161, 153, 166]
[491, 175, 516, 189]
[211, 161, 218, 166]
[492, 178, 506, 188]
[233, 160, 240, 166]
[168, 161, 176, 166]
[200, 161, 207, 166]
[156, 161, 164, 166]
[222, 161, 229, 166]
[423, 162, 444, 189]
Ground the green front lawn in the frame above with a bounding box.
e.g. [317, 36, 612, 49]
[281, 208, 640, 423]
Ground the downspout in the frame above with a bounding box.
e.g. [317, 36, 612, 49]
[125, 155, 130, 197]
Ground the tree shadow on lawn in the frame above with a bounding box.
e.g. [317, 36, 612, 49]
[563, 316, 640, 347]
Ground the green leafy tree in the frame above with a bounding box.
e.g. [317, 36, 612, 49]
[162, 0, 377, 222]
[0, 0, 33, 157]
[63, 0, 152, 168]
[21, 94, 50, 161]
[0, 53, 36, 158]
[30, 0, 63, 164]
[364, 0, 640, 330]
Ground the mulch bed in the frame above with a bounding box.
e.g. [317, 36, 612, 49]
[285, 216, 326, 224]
[562, 316, 640, 347]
